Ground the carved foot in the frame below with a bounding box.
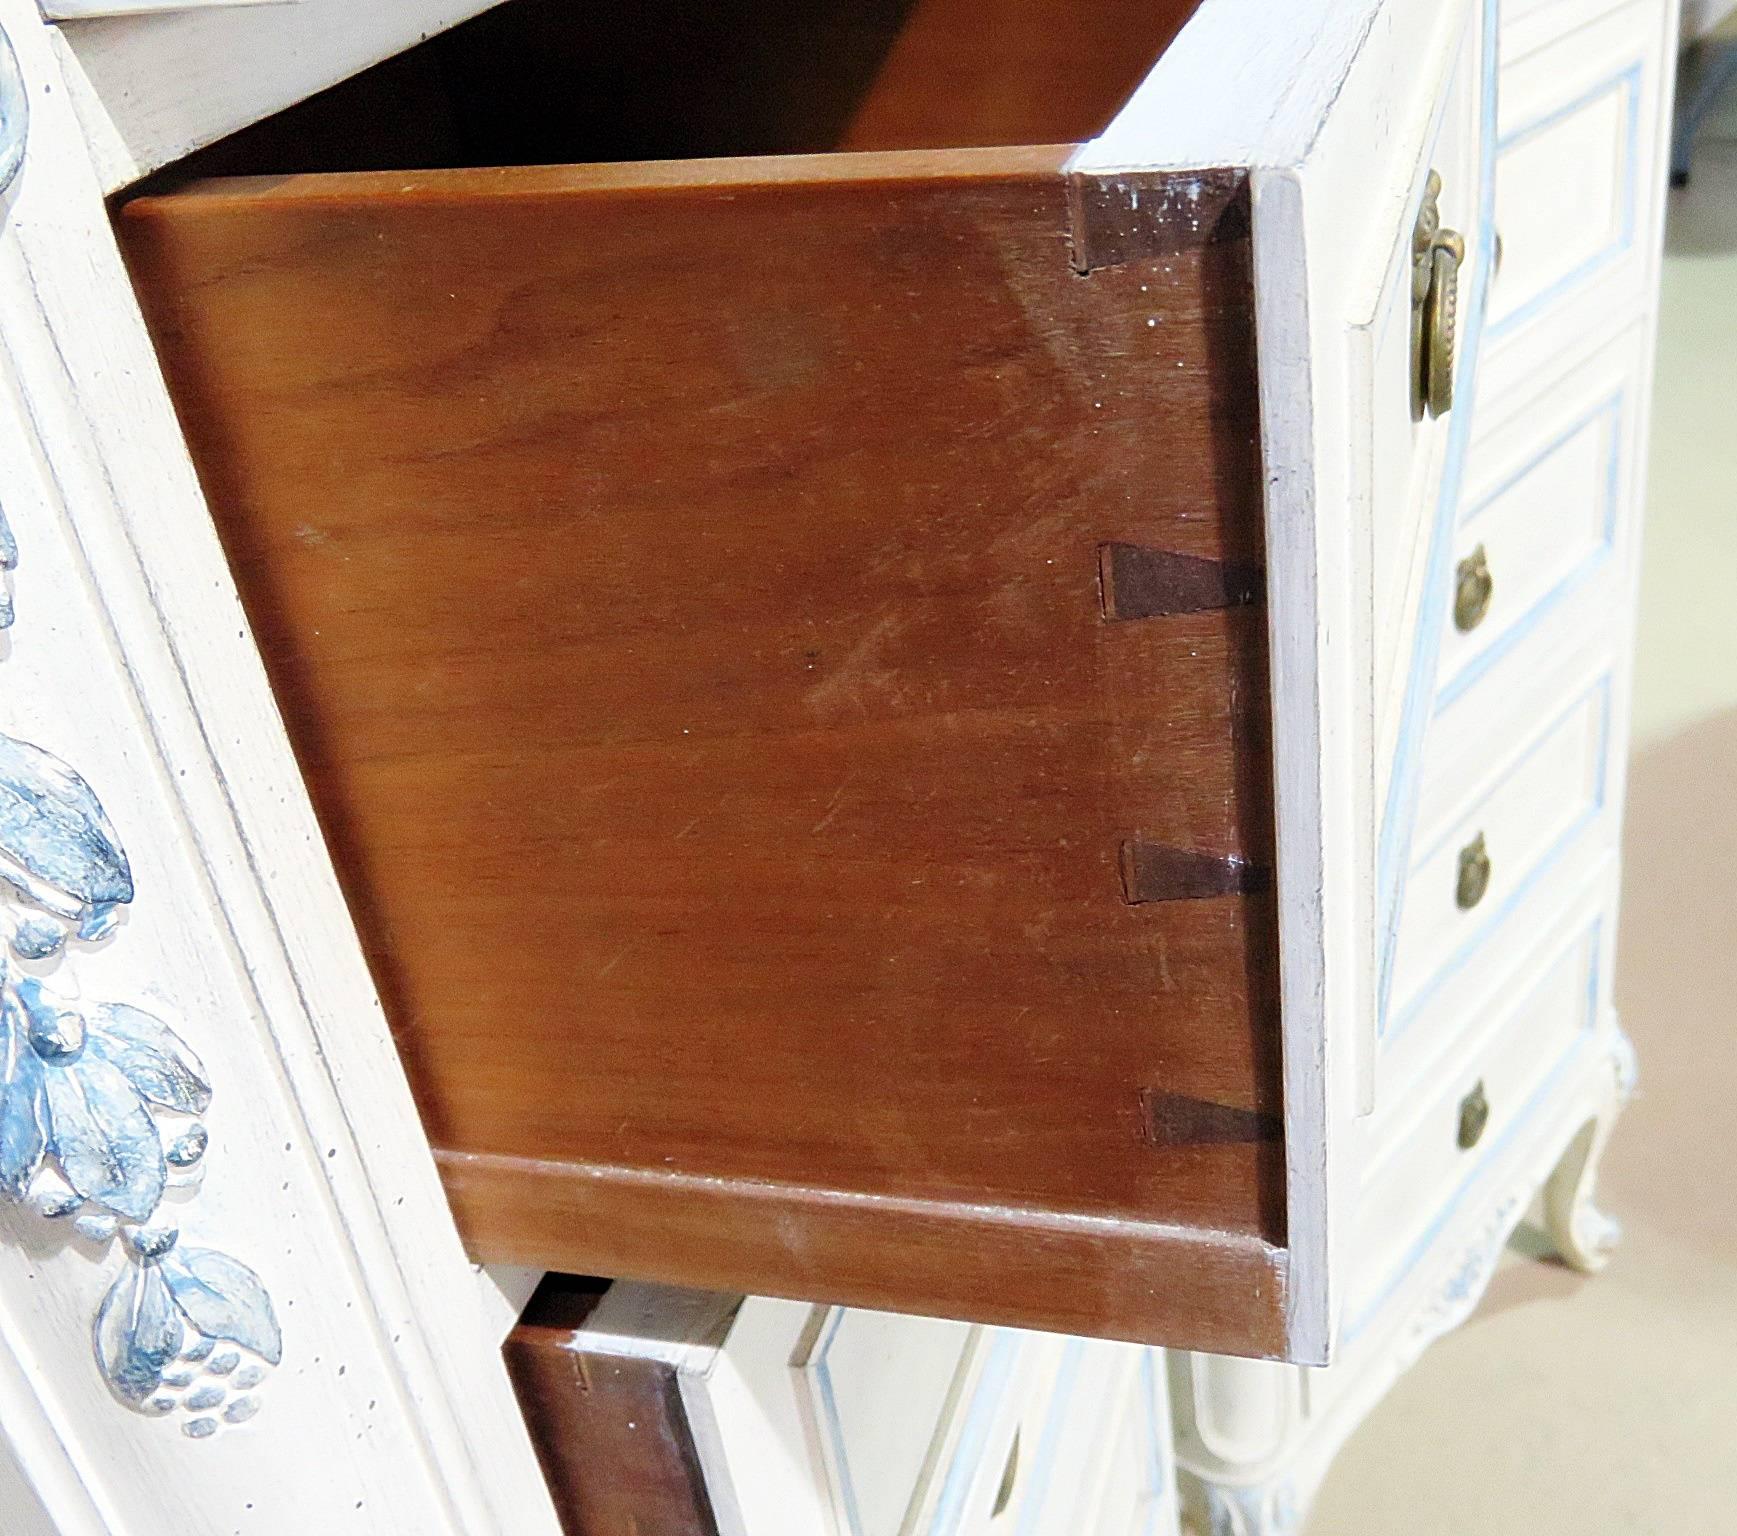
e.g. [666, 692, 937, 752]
[1543, 1115, 1621, 1273]
[1543, 1036, 1634, 1274]
[1193, 1476, 1306, 1536]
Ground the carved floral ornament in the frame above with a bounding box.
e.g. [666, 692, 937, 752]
[0, 444, 281, 1428]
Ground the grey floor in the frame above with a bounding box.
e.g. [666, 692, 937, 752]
[1291, 104, 1737, 1536]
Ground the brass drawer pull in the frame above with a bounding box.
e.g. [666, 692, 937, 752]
[1412, 170, 1465, 421]
[1453, 544, 1494, 632]
[1458, 1081, 1490, 1150]
[1455, 832, 1491, 911]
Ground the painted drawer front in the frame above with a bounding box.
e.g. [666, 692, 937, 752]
[1351, 894, 1607, 1335]
[1501, 0, 1637, 63]
[1438, 326, 1643, 703]
[1369, 8, 1494, 802]
[903, 1330, 1055, 1536]
[1483, 1, 1665, 380]
[801, 1307, 979, 1536]
[999, 1343, 1177, 1536]
[1072, 1352, 1178, 1536]
[1390, 669, 1610, 1013]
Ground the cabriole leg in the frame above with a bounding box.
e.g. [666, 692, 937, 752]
[1543, 1037, 1635, 1273]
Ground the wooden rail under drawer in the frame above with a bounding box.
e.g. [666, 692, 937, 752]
[117, 143, 1287, 1355]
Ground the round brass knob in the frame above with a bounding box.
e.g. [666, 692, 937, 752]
[1456, 832, 1491, 911]
[1458, 1080, 1490, 1150]
[1454, 544, 1494, 633]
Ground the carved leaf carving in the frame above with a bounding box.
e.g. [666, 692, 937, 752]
[0, 987, 46, 1198]
[95, 1258, 181, 1403]
[0, 652, 280, 1422]
[160, 1247, 283, 1365]
[85, 1002, 211, 1116]
[0, 732, 133, 921]
[44, 1054, 166, 1222]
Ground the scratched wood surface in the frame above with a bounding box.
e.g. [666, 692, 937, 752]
[118, 146, 1287, 1354]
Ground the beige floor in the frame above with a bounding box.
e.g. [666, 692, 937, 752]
[1291, 118, 1737, 1536]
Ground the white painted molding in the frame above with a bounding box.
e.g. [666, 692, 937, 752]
[0, 2, 559, 1526]
[41, 1, 289, 22]
[50, 0, 505, 191]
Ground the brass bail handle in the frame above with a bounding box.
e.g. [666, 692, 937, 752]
[1412, 170, 1465, 421]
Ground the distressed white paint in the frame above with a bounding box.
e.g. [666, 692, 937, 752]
[50, 0, 505, 191]
[0, 1, 560, 1528]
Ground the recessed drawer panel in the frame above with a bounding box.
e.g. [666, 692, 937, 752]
[802, 1308, 978, 1536]
[904, 1330, 1056, 1536]
[1390, 674, 1610, 1012]
[1073, 1352, 1177, 1536]
[1438, 326, 1643, 703]
[1352, 902, 1605, 1335]
[1483, 0, 1665, 387]
[999, 1344, 1176, 1536]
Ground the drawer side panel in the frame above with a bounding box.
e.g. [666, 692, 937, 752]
[119, 153, 1285, 1352]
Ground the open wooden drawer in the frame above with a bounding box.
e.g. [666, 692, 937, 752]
[110, 0, 1493, 1363]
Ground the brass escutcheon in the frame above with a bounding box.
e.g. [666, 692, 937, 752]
[1412, 170, 1465, 421]
[1456, 831, 1491, 911]
[1454, 544, 1494, 632]
[1458, 1080, 1491, 1150]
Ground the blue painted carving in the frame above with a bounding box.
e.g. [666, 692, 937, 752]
[95, 1254, 181, 1402]
[159, 1246, 283, 1365]
[0, 503, 14, 630]
[0, 732, 131, 947]
[1203, 1477, 1303, 1536]
[0, 724, 281, 1432]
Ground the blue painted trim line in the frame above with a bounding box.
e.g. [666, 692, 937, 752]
[1011, 1339, 1085, 1536]
[1485, 63, 1643, 341]
[1376, 0, 1503, 1022]
[927, 1332, 1020, 1536]
[1138, 1349, 1169, 1536]
[812, 1309, 869, 1536]
[1386, 672, 1612, 1043]
[1346, 914, 1605, 1344]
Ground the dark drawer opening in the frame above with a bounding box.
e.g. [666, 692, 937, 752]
[139, 0, 1204, 183]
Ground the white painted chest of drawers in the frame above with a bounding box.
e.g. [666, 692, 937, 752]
[0, 0, 1673, 1530]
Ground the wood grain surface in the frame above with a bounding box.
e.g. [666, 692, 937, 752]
[118, 145, 1287, 1354]
[504, 1279, 720, 1536]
